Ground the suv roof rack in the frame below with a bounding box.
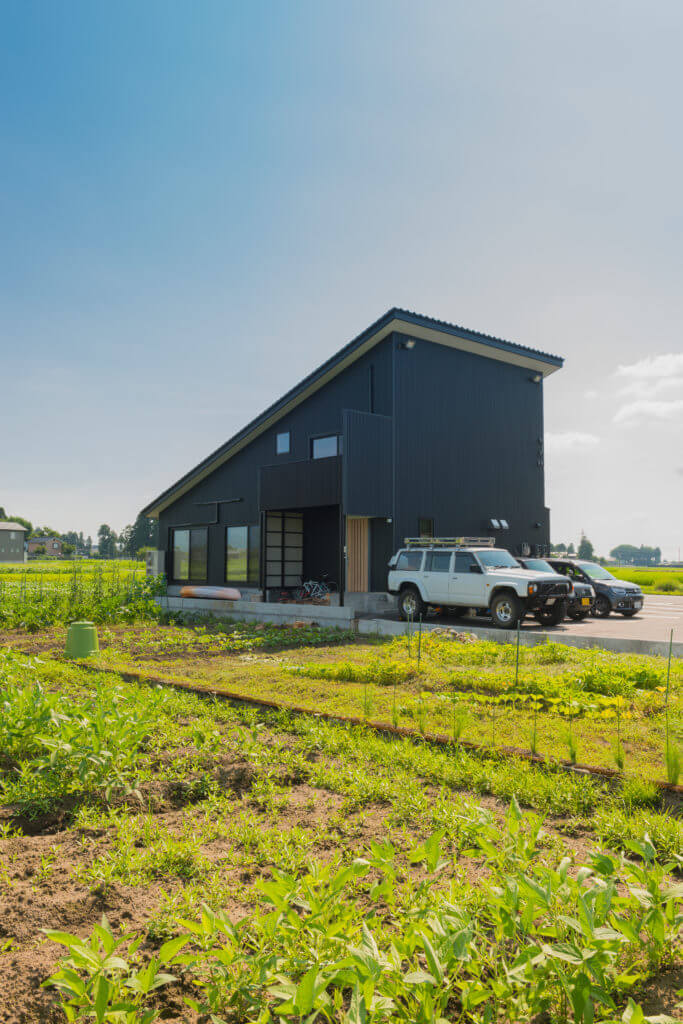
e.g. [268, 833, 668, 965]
[403, 536, 496, 548]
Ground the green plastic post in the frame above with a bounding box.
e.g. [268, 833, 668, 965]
[65, 621, 99, 659]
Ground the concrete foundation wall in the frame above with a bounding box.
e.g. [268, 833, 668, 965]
[157, 595, 355, 630]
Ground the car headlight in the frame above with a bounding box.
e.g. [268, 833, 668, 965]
[527, 583, 538, 595]
[612, 588, 626, 596]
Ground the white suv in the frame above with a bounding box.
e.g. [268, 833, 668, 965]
[387, 540, 572, 628]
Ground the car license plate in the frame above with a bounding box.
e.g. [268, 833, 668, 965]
[581, 597, 591, 606]
[634, 600, 642, 608]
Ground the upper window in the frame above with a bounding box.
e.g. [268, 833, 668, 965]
[425, 551, 451, 573]
[312, 435, 341, 459]
[396, 550, 424, 571]
[172, 528, 207, 582]
[226, 525, 260, 584]
[276, 432, 290, 455]
[418, 518, 434, 538]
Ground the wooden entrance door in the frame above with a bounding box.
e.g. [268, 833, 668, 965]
[347, 517, 369, 592]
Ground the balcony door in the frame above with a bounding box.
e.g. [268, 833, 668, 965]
[346, 516, 369, 592]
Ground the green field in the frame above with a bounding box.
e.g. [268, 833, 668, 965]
[608, 566, 683, 595]
[0, 590, 681, 1021]
[0, 558, 144, 577]
[0, 558, 155, 629]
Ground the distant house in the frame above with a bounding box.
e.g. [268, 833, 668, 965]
[28, 536, 63, 557]
[0, 522, 27, 563]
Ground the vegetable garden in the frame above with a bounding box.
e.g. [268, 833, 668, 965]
[0, 587, 681, 1021]
[0, 559, 158, 630]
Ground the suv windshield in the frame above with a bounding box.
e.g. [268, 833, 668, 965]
[576, 561, 615, 581]
[476, 549, 519, 570]
[522, 558, 554, 573]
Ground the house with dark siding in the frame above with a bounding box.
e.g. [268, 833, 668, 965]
[141, 309, 563, 604]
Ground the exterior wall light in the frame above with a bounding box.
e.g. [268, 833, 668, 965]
[398, 339, 416, 350]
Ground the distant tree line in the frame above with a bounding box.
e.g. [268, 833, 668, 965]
[97, 516, 158, 559]
[552, 535, 663, 566]
[609, 543, 661, 566]
[552, 534, 594, 558]
[0, 506, 157, 560]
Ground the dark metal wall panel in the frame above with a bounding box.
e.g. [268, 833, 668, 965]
[157, 338, 393, 585]
[260, 457, 341, 510]
[392, 332, 549, 554]
[343, 410, 393, 517]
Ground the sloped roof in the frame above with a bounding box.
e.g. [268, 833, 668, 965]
[141, 307, 563, 518]
[0, 522, 28, 532]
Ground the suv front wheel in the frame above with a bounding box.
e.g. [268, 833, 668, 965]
[593, 595, 611, 618]
[398, 586, 425, 622]
[490, 591, 522, 629]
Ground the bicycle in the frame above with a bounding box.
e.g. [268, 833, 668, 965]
[293, 573, 338, 602]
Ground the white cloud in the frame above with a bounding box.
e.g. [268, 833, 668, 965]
[584, 389, 599, 399]
[613, 399, 683, 424]
[618, 375, 683, 398]
[616, 353, 683, 380]
[545, 432, 600, 452]
[614, 353, 683, 402]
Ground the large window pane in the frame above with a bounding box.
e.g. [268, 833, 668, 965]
[172, 530, 190, 580]
[226, 526, 248, 581]
[189, 528, 208, 581]
[226, 525, 260, 584]
[312, 435, 339, 459]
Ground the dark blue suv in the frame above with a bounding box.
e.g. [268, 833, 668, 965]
[547, 559, 644, 618]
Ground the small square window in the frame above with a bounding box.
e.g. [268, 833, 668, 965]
[312, 435, 340, 459]
[276, 432, 290, 455]
[418, 518, 434, 538]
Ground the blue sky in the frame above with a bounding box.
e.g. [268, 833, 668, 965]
[2, 1, 682, 556]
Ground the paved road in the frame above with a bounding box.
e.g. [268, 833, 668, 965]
[436, 595, 682, 644]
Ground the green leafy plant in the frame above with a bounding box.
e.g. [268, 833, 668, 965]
[43, 915, 183, 1022]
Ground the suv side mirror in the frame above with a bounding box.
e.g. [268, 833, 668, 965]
[469, 564, 482, 574]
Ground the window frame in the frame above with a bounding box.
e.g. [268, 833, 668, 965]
[310, 434, 342, 460]
[425, 550, 452, 573]
[276, 431, 290, 455]
[395, 550, 424, 572]
[454, 552, 477, 573]
[225, 524, 260, 585]
[171, 527, 208, 583]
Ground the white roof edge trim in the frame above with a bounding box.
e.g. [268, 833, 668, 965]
[146, 318, 558, 517]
